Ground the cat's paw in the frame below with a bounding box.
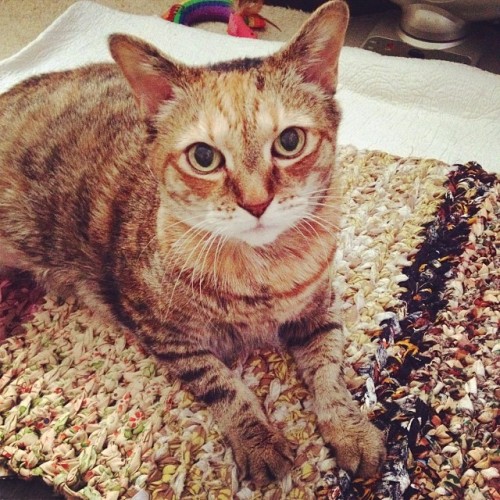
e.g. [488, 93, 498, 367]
[228, 422, 294, 487]
[319, 417, 386, 478]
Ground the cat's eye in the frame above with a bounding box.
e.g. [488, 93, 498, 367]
[273, 127, 306, 158]
[187, 143, 224, 173]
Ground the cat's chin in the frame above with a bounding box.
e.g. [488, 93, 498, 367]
[233, 223, 285, 247]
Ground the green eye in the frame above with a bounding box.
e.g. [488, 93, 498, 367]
[187, 143, 224, 173]
[273, 127, 306, 158]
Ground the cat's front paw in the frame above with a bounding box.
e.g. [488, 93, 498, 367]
[228, 422, 294, 487]
[319, 416, 386, 478]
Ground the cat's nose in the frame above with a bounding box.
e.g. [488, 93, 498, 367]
[239, 197, 273, 218]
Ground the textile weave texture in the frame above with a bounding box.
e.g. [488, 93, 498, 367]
[0, 148, 498, 499]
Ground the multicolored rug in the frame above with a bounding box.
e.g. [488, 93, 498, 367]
[0, 148, 498, 499]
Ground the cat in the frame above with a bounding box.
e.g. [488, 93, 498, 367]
[0, 0, 385, 488]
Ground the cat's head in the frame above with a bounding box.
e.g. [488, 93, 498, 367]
[109, 1, 348, 247]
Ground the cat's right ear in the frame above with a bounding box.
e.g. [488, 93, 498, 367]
[109, 34, 184, 117]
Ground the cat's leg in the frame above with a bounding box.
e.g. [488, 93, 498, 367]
[152, 343, 294, 486]
[279, 317, 386, 478]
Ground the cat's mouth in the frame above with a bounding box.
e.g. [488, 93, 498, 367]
[206, 204, 305, 247]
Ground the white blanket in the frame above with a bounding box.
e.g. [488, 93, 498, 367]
[1, 1, 499, 173]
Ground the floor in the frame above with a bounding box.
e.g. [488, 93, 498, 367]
[1, 3, 499, 500]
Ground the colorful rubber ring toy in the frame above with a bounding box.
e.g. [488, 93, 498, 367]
[162, 0, 270, 39]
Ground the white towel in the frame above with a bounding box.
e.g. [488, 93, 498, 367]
[1, 1, 499, 173]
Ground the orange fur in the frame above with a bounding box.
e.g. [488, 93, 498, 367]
[0, 1, 385, 487]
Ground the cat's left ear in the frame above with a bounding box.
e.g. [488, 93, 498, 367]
[109, 34, 187, 116]
[275, 0, 349, 94]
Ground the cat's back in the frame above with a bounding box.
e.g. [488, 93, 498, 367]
[0, 63, 148, 274]
[0, 63, 147, 215]
[0, 64, 140, 171]
[0, 63, 130, 123]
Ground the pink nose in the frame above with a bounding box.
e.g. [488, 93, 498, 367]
[238, 197, 273, 218]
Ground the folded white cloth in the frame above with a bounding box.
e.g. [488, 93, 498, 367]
[1, 1, 499, 172]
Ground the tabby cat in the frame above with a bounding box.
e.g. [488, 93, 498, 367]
[0, 1, 385, 487]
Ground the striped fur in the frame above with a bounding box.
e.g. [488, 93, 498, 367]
[0, 1, 384, 487]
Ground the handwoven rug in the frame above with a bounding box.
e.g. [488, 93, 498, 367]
[0, 148, 498, 499]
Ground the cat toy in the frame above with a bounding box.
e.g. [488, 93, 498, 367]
[163, 0, 277, 39]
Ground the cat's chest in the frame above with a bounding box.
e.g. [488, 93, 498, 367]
[202, 299, 287, 367]
[212, 278, 321, 335]
[202, 282, 326, 366]
[194, 244, 331, 338]
[221, 289, 296, 326]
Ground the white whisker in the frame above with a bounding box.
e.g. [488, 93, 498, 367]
[159, 220, 206, 283]
[303, 212, 341, 234]
[160, 221, 209, 320]
[194, 224, 224, 296]
[137, 213, 203, 262]
[300, 218, 333, 260]
[212, 232, 228, 292]
[302, 186, 342, 198]
[307, 201, 343, 211]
